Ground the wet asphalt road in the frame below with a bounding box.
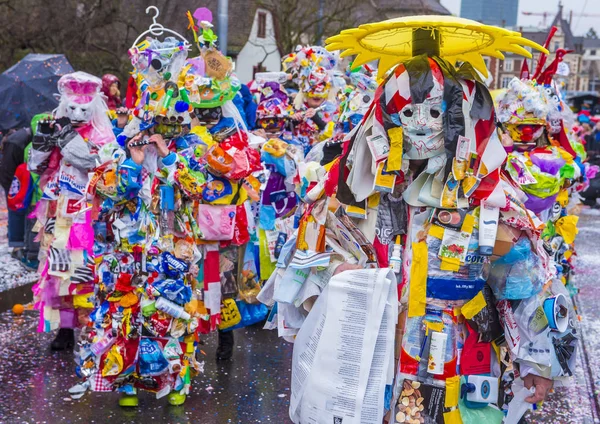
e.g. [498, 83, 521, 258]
[0, 210, 599, 424]
[0, 316, 293, 424]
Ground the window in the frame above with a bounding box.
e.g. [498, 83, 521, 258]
[591, 50, 597, 56]
[257, 12, 267, 39]
[514, 59, 521, 70]
[501, 76, 512, 88]
[503, 59, 513, 72]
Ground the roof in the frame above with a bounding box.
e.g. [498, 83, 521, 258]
[584, 38, 600, 49]
[521, 31, 548, 46]
[518, 6, 584, 54]
[549, 5, 582, 52]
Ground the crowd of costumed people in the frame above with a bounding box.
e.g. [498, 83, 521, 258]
[8, 5, 597, 422]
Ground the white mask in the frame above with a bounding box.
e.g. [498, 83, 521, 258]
[65, 99, 94, 125]
[396, 96, 445, 160]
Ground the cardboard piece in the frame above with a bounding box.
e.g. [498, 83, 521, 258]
[204, 50, 232, 80]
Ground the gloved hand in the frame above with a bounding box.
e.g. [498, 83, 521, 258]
[33, 117, 74, 152]
[54, 118, 80, 150]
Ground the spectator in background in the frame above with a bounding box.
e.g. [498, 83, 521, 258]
[0, 126, 31, 257]
[101, 74, 123, 111]
[0, 114, 48, 269]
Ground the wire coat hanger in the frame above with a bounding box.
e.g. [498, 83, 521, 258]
[132, 6, 191, 50]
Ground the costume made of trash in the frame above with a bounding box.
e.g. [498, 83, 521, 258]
[283, 46, 342, 145]
[258, 17, 588, 424]
[29, 71, 115, 333]
[69, 8, 265, 406]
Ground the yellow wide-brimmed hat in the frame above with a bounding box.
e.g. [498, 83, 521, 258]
[326, 15, 548, 78]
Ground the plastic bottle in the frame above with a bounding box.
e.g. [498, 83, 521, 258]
[427, 331, 447, 375]
[479, 200, 500, 256]
[254, 72, 288, 84]
[90, 332, 116, 357]
[389, 235, 402, 274]
[155, 296, 191, 320]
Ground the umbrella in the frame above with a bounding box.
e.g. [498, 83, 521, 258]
[0, 53, 74, 131]
[325, 16, 548, 79]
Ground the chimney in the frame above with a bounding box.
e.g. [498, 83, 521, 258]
[569, 10, 573, 26]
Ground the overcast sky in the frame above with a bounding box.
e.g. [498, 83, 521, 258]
[440, 0, 600, 36]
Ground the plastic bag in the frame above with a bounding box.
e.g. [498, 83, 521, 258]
[197, 204, 236, 240]
[151, 279, 192, 306]
[426, 228, 489, 300]
[487, 237, 545, 300]
[458, 384, 504, 424]
[399, 306, 458, 380]
[218, 298, 242, 330]
[238, 243, 262, 304]
[467, 285, 503, 343]
[221, 300, 269, 332]
[138, 338, 169, 377]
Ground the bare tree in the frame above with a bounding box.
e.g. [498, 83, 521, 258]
[260, 0, 366, 55]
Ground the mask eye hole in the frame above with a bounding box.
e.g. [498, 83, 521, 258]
[430, 109, 440, 118]
[70, 106, 76, 110]
[402, 108, 413, 118]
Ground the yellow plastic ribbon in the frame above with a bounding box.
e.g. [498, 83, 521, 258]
[556, 146, 575, 163]
[556, 189, 569, 207]
[440, 258, 461, 272]
[424, 320, 444, 335]
[408, 241, 428, 317]
[444, 409, 464, 424]
[445, 375, 461, 408]
[555, 215, 579, 245]
[460, 214, 475, 234]
[428, 224, 445, 239]
[387, 127, 403, 171]
[460, 291, 487, 320]
[259, 228, 277, 280]
[73, 293, 93, 309]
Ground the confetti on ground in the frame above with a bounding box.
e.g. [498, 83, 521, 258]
[0, 193, 38, 294]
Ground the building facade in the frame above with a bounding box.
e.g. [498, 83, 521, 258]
[581, 38, 600, 92]
[234, 7, 281, 83]
[460, 0, 518, 27]
[487, 7, 588, 94]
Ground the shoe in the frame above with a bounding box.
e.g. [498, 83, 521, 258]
[167, 392, 186, 406]
[20, 257, 39, 272]
[51, 328, 75, 351]
[216, 330, 234, 360]
[119, 394, 139, 407]
[10, 248, 24, 261]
